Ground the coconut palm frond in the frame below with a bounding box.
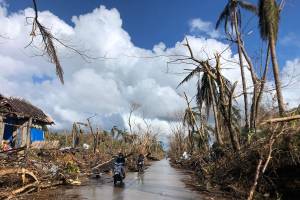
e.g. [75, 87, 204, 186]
[258, 0, 280, 41]
[221, 75, 234, 97]
[177, 66, 202, 88]
[238, 0, 258, 14]
[196, 80, 204, 112]
[216, 4, 230, 29]
[224, 13, 230, 35]
[258, 0, 268, 40]
[197, 73, 213, 117]
[36, 22, 64, 84]
[217, 0, 257, 34]
[31, 0, 64, 84]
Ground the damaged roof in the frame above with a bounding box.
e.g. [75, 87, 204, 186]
[0, 94, 54, 124]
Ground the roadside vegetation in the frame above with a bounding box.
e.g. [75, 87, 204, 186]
[168, 0, 300, 199]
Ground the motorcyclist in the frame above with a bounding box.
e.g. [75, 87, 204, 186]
[115, 152, 126, 178]
[137, 153, 145, 172]
[137, 153, 144, 163]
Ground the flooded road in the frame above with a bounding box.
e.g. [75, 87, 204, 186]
[28, 159, 205, 200]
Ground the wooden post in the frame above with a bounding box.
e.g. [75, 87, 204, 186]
[26, 118, 32, 149]
[21, 126, 27, 147]
[87, 118, 97, 153]
[72, 123, 79, 148]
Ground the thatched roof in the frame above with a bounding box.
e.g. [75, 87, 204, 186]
[0, 95, 54, 124]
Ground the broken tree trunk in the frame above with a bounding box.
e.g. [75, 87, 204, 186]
[3, 181, 39, 200]
[260, 115, 300, 125]
[247, 158, 263, 200]
[0, 168, 39, 182]
[0, 168, 39, 200]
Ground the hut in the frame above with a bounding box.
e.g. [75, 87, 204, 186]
[0, 94, 54, 149]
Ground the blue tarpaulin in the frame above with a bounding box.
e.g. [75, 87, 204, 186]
[30, 128, 44, 142]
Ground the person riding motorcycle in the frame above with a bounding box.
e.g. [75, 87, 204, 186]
[115, 152, 126, 178]
[136, 153, 144, 172]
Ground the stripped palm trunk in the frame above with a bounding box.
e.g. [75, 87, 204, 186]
[269, 27, 285, 115]
[208, 75, 223, 145]
[234, 9, 249, 131]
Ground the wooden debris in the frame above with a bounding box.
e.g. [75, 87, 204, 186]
[260, 115, 300, 125]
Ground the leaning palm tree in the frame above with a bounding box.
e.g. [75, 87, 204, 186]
[216, 0, 257, 130]
[258, 0, 285, 115]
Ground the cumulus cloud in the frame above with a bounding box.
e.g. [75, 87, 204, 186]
[189, 18, 219, 38]
[280, 58, 300, 108]
[0, 4, 297, 138]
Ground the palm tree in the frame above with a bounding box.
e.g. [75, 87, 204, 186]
[216, 0, 257, 130]
[258, 0, 285, 115]
[196, 73, 223, 145]
[178, 68, 223, 146]
[177, 39, 241, 151]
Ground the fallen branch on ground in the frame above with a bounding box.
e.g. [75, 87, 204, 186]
[3, 181, 39, 200]
[0, 168, 39, 182]
[260, 115, 300, 125]
[91, 158, 114, 171]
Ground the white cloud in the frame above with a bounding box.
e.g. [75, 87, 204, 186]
[0, 4, 297, 138]
[261, 58, 300, 110]
[280, 32, 300, 48]
[280, 58, 300, 108]
[189, 18, 219, 38]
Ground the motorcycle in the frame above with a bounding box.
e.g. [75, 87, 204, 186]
[113, 162, 125, 186]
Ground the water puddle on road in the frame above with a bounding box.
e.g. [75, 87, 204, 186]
[23, 160, 211, 200]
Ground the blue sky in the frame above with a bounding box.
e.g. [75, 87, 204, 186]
[8, 0, 225, 48]
[6, 0, 300, 68]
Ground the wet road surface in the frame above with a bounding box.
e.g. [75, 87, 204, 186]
[28, 159, 204, 200]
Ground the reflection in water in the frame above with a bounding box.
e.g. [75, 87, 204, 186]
[113, 185, 124, 200]
[137, 173, 144, 184]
